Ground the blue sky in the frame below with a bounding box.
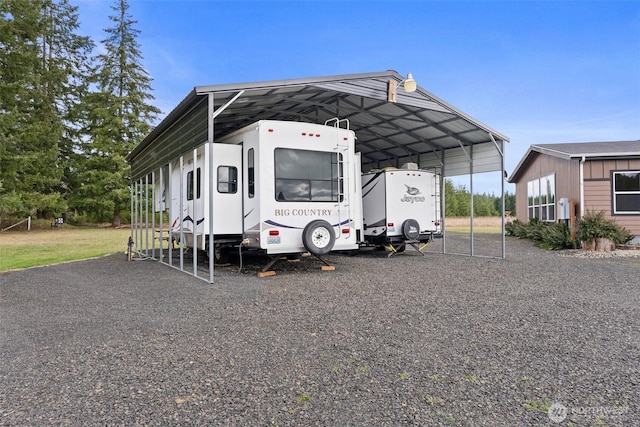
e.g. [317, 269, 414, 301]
[77, 0, 640, 194]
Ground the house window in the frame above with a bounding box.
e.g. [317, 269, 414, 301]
[274, 148, 342, 202]
[217, 166, 238, 193]
[527, 173, 555, 222]
[186, 168, 201, 201]
[613, 171, 640, 214]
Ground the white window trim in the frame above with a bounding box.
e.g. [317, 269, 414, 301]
[612, 170, 640, 215]
[527, 173, 556, 222]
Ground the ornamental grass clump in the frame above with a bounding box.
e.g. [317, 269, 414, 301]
[575, 210, 634, 249]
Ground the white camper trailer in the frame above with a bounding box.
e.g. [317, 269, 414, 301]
[155, 119, 363, 265]
[361, 164, 440, 254]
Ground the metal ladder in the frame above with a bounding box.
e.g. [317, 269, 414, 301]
[325, 118, 352, 240]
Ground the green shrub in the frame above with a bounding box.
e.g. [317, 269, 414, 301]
[505, 219, 527, 237]
[538, 223, 577, 250]
[525, 217, 547, 242]
[576, 210, 634, 245]
[505, 218, 577, 250]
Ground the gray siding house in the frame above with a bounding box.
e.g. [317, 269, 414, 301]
[508, 140, 640, 242]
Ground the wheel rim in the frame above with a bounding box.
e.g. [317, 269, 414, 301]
[312, 227, 331, 248]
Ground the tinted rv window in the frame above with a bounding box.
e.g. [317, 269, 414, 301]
[187, 167, 201, 201]
[217, 166, 238, 193]
[274, 149, 342, 202]
[248, 148, 255, 198]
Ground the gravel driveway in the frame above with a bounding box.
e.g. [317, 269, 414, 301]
[1, 235, 638, 426]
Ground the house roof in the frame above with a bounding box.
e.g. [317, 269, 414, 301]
[508, 140, 640, 182]
[127, 70, 509, 180]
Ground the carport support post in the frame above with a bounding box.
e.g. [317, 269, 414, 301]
[141, 179, 146, 253]
[489, 132, 506, 260]
[192, 147, 198, 277]
[145, 174, 150, 256]
[207, 141, 215, 283]
[134, 181, 139, 253]
[167, 161, 173, 267]
[157, 168, 162, 260]
[129, 184, 134, 255]
[441, 164, 447, 255]
[179, 155, 184, 271]
[469, 144, 474, 257]
[207, 93, 215, 283]
[499, 139, 506, 259]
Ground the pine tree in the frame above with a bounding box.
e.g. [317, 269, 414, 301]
[443, 179, 459, 217]
[75, 0, 160, 226]
[0, 0, 92, 220]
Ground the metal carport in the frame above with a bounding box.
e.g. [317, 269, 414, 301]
[126, 70, 509, 282]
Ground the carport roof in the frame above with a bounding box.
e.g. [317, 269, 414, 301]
[127, 70, 509, 179]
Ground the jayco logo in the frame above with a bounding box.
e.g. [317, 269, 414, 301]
[400, 185, 426, 203]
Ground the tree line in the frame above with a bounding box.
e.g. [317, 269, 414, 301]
[0, 0, 514, 228]
[0, 0, 159, 227]
[444, 179, 516, 217]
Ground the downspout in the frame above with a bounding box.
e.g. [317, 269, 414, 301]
[579, 156, 585, 217]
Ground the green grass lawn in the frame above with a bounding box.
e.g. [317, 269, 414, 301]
[0, 227, 132, 272]
[0, 222, 505, 272]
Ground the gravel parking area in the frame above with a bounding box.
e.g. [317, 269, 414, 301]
[1, 235, 638, 426]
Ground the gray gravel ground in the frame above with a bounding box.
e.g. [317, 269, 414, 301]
[1, 234, 638, 426]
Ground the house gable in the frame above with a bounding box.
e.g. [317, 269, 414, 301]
[509, 141, 640, 240]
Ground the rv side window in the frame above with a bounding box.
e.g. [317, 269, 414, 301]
[186, 167, 201, 201]
[274, 148, 342, 202]
[248, 148, 255, 198]
[217, 166, 238, 193]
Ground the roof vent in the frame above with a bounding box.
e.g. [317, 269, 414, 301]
[400, 162, 418, 170]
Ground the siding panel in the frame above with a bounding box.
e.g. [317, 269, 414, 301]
[513, 154, 578, 221]
[584, 179, 640, 238]
[513, 153, 640, 237]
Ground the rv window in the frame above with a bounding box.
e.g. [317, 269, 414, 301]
[274, 148, 342, 202]
[187, 167, 201, 201]
[217, 166, 238, 193]
[248, 148, 255, 198]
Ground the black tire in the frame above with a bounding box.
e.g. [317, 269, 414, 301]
[208, 243, 229, 264]
[402, 219, 420, 240]
[302, 220, 336, 255]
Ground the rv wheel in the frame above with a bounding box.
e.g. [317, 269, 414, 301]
[208, 243, 229, 264]
[302, 220, 335, 256]
[402, 219, 420, 240]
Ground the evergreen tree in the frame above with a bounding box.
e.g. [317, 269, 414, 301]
[473, 193, 499, 217]
[455, 184, 471, 217]
[75, 0, 160, 226]
[494, 191, 516, 216]
[0, 0, 92, 220]
[443, 179, 459, 217]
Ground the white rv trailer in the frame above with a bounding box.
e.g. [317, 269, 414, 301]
[155, 119, 363, 265]
[361, 164, 441, 254]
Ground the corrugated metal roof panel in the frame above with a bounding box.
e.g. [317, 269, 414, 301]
[128, 70, 508, 180]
